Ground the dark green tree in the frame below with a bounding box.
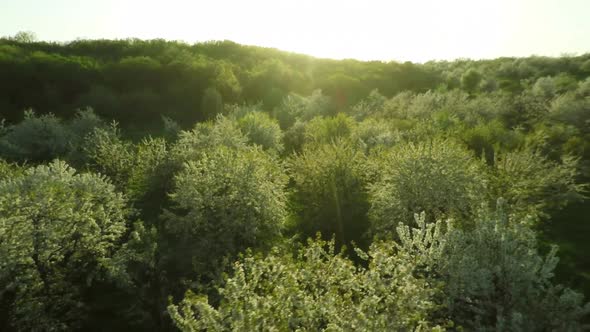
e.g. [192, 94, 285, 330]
[288, 141, 371, 248]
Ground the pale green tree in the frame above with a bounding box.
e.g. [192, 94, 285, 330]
[304, 113, 356, 146]
[351, 89, 387, 120]
[532, 76, 557, 100]
[168, 237, 446, 331]
[235, 110, 284, 153]
[162, 146, 288, 282]
[403, 201, 590, 331]
[369, 139, 486, 233]
[0, 161, 130, 330]
[81, 123, 135, 190]
[11, 31, 37, 43]
[273, 90, 334, 129]
[351, 118, 399, 153]
[169, 202, 589, 331]
[0, 159, 23, 181]
[171, 115, 248, 163]
[0, 110, 69, 163]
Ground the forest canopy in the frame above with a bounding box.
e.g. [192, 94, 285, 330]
[0, 35, 589, 331]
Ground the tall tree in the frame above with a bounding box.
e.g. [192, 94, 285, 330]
[0, 161, 130, 330]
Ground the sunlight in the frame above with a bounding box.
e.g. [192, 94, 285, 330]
[4, 0, 587, 62]
[113, 0, 513, 61]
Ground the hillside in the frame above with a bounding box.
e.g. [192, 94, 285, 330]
[1, 37, 588, 125]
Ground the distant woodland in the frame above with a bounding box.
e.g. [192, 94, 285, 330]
[0, 34, 589, 331]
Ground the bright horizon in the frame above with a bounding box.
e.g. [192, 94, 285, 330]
[1, 0, 589, 63]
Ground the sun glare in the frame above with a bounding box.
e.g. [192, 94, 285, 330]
[2, 0, 589, 61]
[110, 0, 518, 62]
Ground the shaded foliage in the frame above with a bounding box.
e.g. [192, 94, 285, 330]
[288, 141, 371, 248]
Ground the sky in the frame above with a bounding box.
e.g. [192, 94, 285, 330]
[1, 0, 589, 63]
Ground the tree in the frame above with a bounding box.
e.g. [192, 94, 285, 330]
[162, 147, 288, 283]
[304, 113, 356, 146]
[459, 119, 524, 164]
[168, 237, 445, 331]
[317, 72, 364, 108]
[0, 110, 69, 163]
[0, 161, 130, 330]
[369, 139, 486, 234]
[272, 90, 334, 129]
[81, 123, 135, 190]
[170, 115, 248, 163]
[351, 118, 399, 153]
[126, 137, 175, 216]
[351, 89, 387, 121]
[0, 109, 105, 166]
[461, 68, 482, 94]
[401, 202, 590, 330]
[169, 202, 590, 331]
[288, 141, 370, 248]
[532, 76, 556, 99]
[65, 108, 107, 167]
[211, 61, 242, 102]
[200, 87, 224, 120]
[577, 77, 590, 98]
[479, 78, 499, 93]
[282, 120, 306, 154]
[75, 86, 121, 120]
[0, 159, 23, 181]
[234, 109, 284, 153]
[489, 149, 586, 221]
[549, 92, 590, 127]
[161, 115, 181, 141]
[11, 31, 37, 43]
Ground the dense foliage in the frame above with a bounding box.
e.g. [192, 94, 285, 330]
[170, 205, 590, 331]
[288, 141, 370, 248]
[0, 161, 131, 330]
[0, 34, 589, 330]
[168, 235, 446, 331]
[369, 138, 486, 233]
[162, 146, 288, 285]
